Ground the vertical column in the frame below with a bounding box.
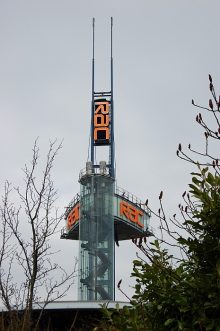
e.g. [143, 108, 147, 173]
[78, 174, 115, 301]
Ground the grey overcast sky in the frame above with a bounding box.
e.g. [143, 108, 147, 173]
[0, 0, 220, 301]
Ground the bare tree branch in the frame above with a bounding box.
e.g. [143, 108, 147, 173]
[0, 140, 76, 331]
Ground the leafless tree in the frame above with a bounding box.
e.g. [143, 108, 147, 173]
[148, 75, 220, 249]
[177, 74, 220, 172]
[0, 140, 76, 331]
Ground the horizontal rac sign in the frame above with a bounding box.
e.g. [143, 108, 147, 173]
[119, 201, 144, 228]
[66, 196, 149, 232]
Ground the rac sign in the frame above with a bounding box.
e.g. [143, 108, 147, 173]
[120, 201, 144, 228]
[67, 203, 80, 229]
[94, 100, 110, 144]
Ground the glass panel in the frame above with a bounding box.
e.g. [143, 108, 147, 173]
[78, 174, 115, 301]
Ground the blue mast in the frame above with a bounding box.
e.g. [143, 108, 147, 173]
[110, 17, 115, 178]
[90, 17, 115, 179]
[90, 17, 95, 167]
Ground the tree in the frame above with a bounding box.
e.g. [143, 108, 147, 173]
[0, 140, 76, 331]
[97, 76, 220, 331]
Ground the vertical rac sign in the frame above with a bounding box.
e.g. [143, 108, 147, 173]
[94, 99, 110, 145]
[67, 203, 80, 230]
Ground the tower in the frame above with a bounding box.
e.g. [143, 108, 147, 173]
[61, 18, 152, 301]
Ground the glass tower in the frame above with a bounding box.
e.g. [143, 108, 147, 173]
[60, 18, 152, 303]
[78, 173, 115, 300]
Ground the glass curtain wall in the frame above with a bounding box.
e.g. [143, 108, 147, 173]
[78, 174, 115, 301]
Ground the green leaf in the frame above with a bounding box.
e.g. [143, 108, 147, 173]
[164, 318, 176, 326]
[191, 172, 202, 176]
[133, 260, 142, 267]
[201, 167, 209, 175]
[192, 176, 202, 185]
[207, 172, 215, 185]
[206, 320, 214, 330]
[177, 320, 184, 330]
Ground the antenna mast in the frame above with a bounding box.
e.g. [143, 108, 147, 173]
[110, 17, 115, 178]
[90, 17, 115, 179]
[91, 17, 95, 165]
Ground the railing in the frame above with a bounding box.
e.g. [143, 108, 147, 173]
[115, 186, 151, 216]
[79, 166, 111, 181]
[64, 193, 80, 219]
[61, 184, 152, 239]
[63, 185, 150, 221]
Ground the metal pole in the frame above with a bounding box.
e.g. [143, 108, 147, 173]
[91, 17, 95, 165]
[110, 17, 115, 179]
[110, 17, 115, 301]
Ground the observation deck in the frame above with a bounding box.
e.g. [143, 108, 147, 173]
[61, 169, 152, 242]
